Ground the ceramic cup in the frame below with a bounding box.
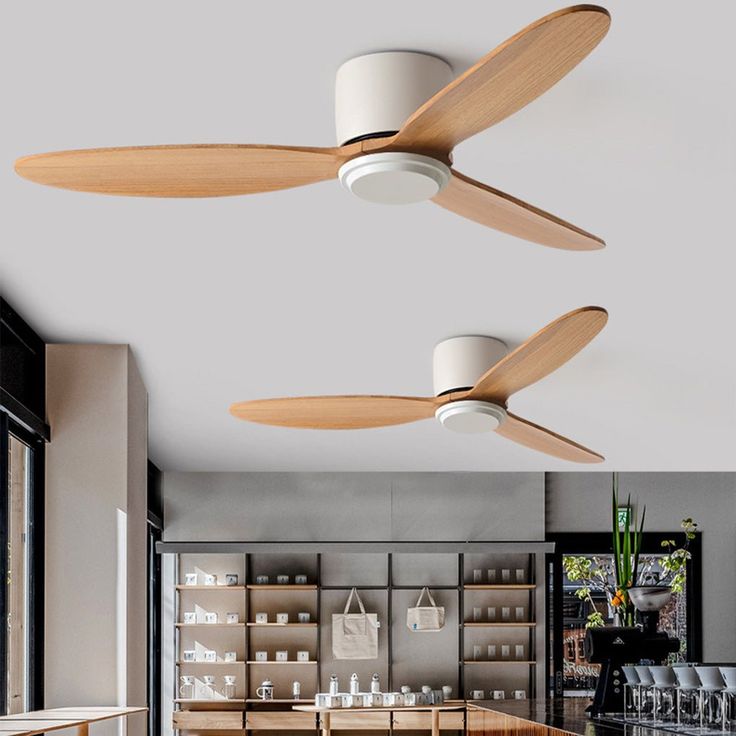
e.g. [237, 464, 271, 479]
[182, 650, 196, 662]
[225, 574, 239, 586]
[298, 612, 310, 623]
[184, 573, 198, 586]
[297, 651, 310, 662]
[224, 651, 237, 663]
[275, 650, 288, 662]
[255, 612, 268, 624]
[277, 575, 290, 585]
[204, 612, 218, 624]
[255, 651, 268, 662]
[255, 575, 269, 585]
[204, 574, 217, 586]
[183, 611, 196, 624]
[470, 690, 484, 700]
[295, 574, 308, 584]
[226, 612, 239, 624]
[276, 612, 289, 624]
[204, 650, 217, 662]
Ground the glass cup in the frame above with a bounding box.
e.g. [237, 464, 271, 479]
[179, 675, 195, 700]
[223, 675, 237, 699]
[696, 667, 725, 730]
[622, 666, 640, 722]
[650, 667, 677, 725]
[634, 666, 655, 722]
[673, 665, 702, 729]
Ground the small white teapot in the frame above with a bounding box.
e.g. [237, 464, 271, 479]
[256, 679, 274, 700]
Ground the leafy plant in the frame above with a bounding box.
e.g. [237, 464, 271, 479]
[562, 474, 696, 628]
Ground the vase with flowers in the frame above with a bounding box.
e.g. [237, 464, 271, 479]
[563, 474, 696, 628]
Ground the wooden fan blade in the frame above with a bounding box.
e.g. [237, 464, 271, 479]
[432, 170, 604, 250]
[468, 306, 607, 403]
[14, 144, 345, 197]
[390, 5, 610, 152]
[229, 395, 439, 430]
[496, 412, 603, 463]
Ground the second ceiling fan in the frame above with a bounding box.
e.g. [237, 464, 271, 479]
[14, 5, 610, 251]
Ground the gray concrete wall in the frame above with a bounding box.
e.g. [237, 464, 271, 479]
[162, 472, 545, 541]
[46, 345, 147, 736]
[546, 472, 736, 661]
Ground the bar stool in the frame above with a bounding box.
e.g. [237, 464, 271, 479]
[719, 667, 736, 732]
[674, 664, 702, 730]
[695, 666, 725, 732]
[650, 666, 677, 725]
[634, 665, 655, 722]
[622, 666, 640, 722]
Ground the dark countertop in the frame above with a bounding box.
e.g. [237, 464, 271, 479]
[468, 698, 673, 736]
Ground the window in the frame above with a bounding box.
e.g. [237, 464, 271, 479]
[1, 417, 43, 714]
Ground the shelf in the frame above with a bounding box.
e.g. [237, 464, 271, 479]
[245, 699, 313, 704]
[176, 661, 246, 665]
[174, 699, 245, 704]
[175, 623, 246, 628]
[247, 622, 318, 628]
[464, 584, 536, 590]
[463, 622, 536, 628]
[247, 584, 317, 591]
[246, 660, 317, 665]
[176, 585, 246, 591]
[464, 660, 537, 665]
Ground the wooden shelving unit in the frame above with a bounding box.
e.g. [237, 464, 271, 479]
[169, 547, 546, 734]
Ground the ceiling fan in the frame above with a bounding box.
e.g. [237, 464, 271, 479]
[229, 306, 608, 463]
[15, 5, 609, 251]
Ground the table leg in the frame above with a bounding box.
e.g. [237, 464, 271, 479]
[321, 711, 331, 736]
[431, 709, 440, 736]
[78, 723, 89, 736]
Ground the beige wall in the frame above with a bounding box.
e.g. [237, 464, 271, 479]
[46, 345, 147, 736]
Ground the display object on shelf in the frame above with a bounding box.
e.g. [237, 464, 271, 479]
[204, 649, 217, 662]
[255, 612, 268, 624]
[225, 574, 239, 586]
[297, 650, 310, 662]
[275, 650, 288, 662]
[470, 690, 484, 700]
[255, 575, 269, 585]
[223, 675, 237, 699]
[183, 611, 196, 624]
[298, 611, 310, 623]
[492, 690, 505, 700]
[255, 651, 268, 662]
[204, 612, 218, 624]
[256, 680, 274, 700]
[179, 675, 195, 699]
[224, 651, 237, 663]
[204, 574, 217, 586]
[182, 649, 196, 662]
[513, 690, 527, 699]
[276, 612, 289, 624]
[226, 612, 240, 624]
[277, 575, 290, 585]
[295, 574, 308, 584]
[184, 573, 198, 586]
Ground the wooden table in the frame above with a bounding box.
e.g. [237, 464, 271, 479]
[294, 703, 464, 736]
[0, 707, 147, 736]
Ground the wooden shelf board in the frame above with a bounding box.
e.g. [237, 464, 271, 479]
[464, 584, 536, 590]
[463, 622, 535, 627]
[246, 622, 318, 628]
[176, 661, 246, 665]
[464, 660, 536, 665]
[175, 623, 246, 628]
[246, 661, 317, 665]
[247, 584, 317, 591]
[176, 585, 246, 591]
[174, 699, 245, 704]
[245, 699, 313, 704]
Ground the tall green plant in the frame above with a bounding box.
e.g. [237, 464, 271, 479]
[611, 473, 645, 625]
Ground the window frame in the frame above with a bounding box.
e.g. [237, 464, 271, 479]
[1, 414, 45, 713]
[546, 531, 702, 698]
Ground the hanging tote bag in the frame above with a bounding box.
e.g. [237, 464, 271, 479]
[332, 587, 379, 659]
[406, 587, 445, 632]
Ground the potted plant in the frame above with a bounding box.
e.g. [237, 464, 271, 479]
[563, 474, 696, 628]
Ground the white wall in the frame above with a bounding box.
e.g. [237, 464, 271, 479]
[546, 472, 736, 661]
[46, 345, 147, 736]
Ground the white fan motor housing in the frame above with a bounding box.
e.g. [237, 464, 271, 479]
[432, 335, 508, 396]
[335, 51, 453, 146]
[435, 400, 507, 434]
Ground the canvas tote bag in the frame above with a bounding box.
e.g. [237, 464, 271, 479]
[406, 587, 445, 632]
[332, 587, 379, 659]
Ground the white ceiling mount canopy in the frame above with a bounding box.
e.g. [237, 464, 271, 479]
[435, 400, 507, 434]
[338, 152, 450, 205]
[334, 51, 453, 146]
[433, 335, 508, 396]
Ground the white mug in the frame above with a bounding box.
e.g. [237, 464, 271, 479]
[470, 690, 484, 700]
[183, 611, 196, 624]
[184, 573, 198, 586]
[225, 574, 239, 586]
[277, 575, 290, 585]
[226, 612, 240, 624]
[515, 569, 526, 583]
[501, 569, 511, 583]
[182, 650, 196, 662]
[513, 690, 527, 700]
[295, 574, 308, 584]
[297, 612, 310, 623]
[472, 569, 483, 583]
[297, 650, 310, 662]
[487, 607, 496, 621]
[488, 644, 497, 659]
[256, 681, 273, 700]
[501, 644, 510, 658]
[442, 685, 453, 699]
[473, 645, 482, 660]
[255, 612, 268, 624]
[224, 675, 237, 685]
[492, 690, 505, 700]
[255, 575, 269, 585]
[487, 569, 497, 583]
[204, 574, 217, 586]
[204, 612, 218, 624]
[403, 692, 418, 706]
[224, 651, 237, 663]
[255, 651, 268, 662]
[204, 649, 217, 662]
[275, 650, 288, 662]
[501, 606, 511, 621]
[515, 606, 525, 622]
[515, 644, 525, 659]
[276, 612, 289, 624]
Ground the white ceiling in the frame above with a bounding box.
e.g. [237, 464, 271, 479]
[2, 1, 735, 471]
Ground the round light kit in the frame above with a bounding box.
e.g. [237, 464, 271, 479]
[435, 400, 507, 434]
[338, 152, 451, 205]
